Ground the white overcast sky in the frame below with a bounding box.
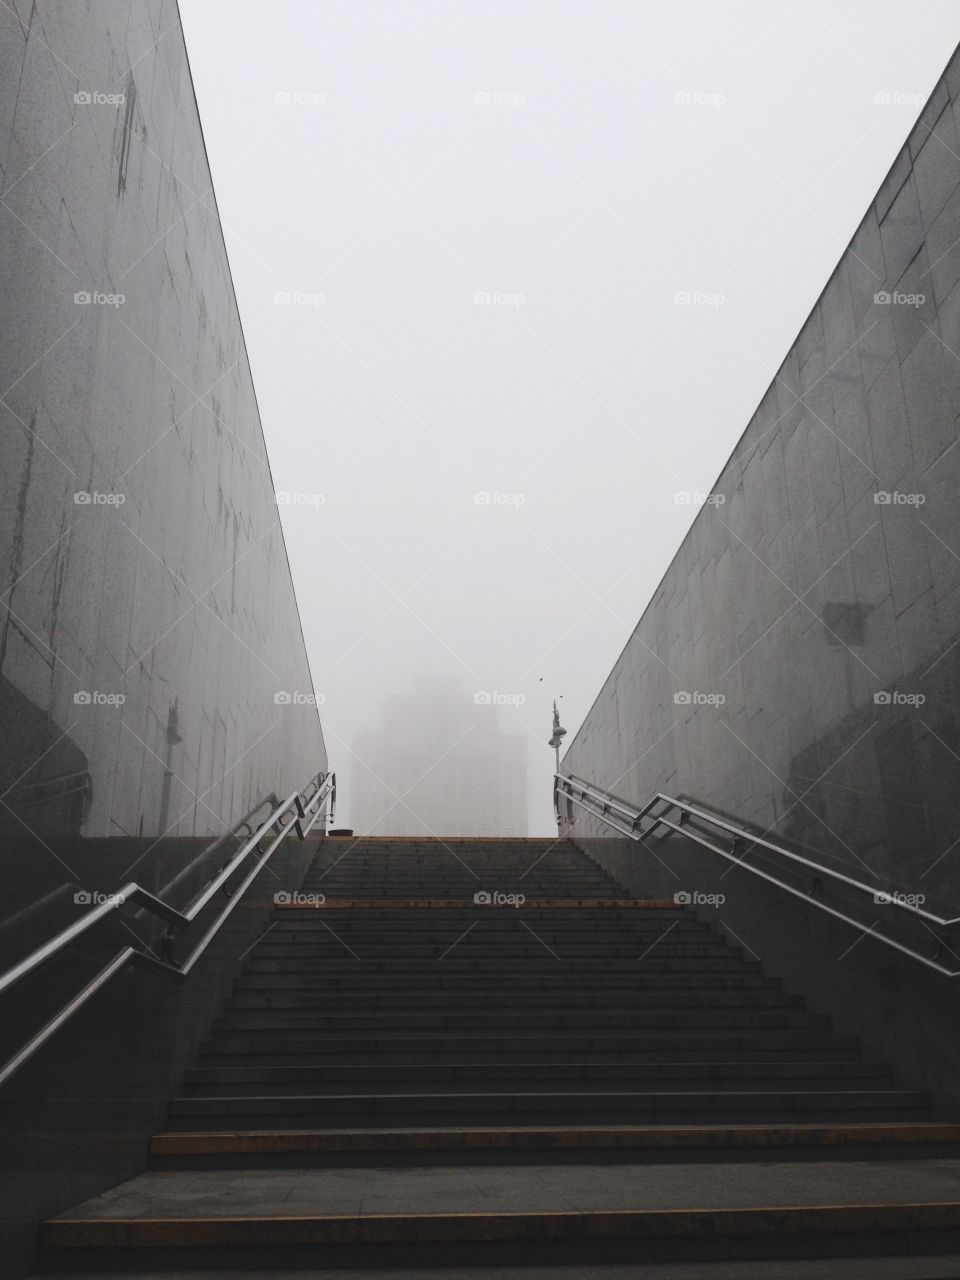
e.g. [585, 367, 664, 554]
[178, 0, 960, 834]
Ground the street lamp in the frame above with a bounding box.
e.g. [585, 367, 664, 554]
[548, 697, 566, 774]
[548, 700, 567, 832]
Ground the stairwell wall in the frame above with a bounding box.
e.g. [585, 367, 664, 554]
[562, 47, 960, 1104]
[0, 2, 326, 1273]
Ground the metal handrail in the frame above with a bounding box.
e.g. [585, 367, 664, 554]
[150, 787, 283, 916]
[0, 769, 335, 1087]
[555, 771, 960, 977]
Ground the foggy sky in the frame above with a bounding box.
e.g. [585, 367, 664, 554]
[177, 0, 960, 833]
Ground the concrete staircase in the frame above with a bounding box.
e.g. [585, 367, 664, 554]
[35, 837, 960, 1273]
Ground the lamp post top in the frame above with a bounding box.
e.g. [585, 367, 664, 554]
[548, 699, 566, 751]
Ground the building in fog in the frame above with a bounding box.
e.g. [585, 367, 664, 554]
[349, 678, 528, 836]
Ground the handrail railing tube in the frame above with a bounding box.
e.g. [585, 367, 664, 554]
[179, 789, 302, 921]
[144, 797, 316, 980]
[143, 781, 331, 981]
[152, 789, 281, 914]
[659, 792, 960, 931]
[0, 947, 136, 1090]
[558, 773, 960, 930]
[0, 881, 180, 1000]
[555, 771, 960, 977]
[0, 769, 335, 1087]
[0, 793, 302, 1002]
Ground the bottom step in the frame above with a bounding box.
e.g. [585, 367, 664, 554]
[26, 1255, 960, 1280]
[40, 1159, 960, 1269]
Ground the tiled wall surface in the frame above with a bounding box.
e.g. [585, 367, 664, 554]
[563, 47, 960, 906]
[0, 1, 326, 920]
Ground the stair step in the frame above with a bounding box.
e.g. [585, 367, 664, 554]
[261, 920, 726, 931]
[200, 1031, 862, 1062]
[197, 1034, 865, 1064]
[234, 972, 780, 990]
[42, 1159, 960, 1269]
[261, 923, 728, 936]
[214, 1011, 831, 1032]
[223, 991, 802, 1010]
[244, 956, 765, 973]
[182, 1071, 897, 1097]
[168, 1089, 929, 1124]
[184, 1062, 894, 1089]
[273, 899, 675, 906]
[150, 1120, 960, 1159]
[250, 945, 747, 959]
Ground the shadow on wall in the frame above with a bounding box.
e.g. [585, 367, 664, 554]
[0, 674, 90, 843]
[777, 633, 960, 907]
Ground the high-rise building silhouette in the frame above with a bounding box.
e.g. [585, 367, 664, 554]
[349, 677, 528, 835]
